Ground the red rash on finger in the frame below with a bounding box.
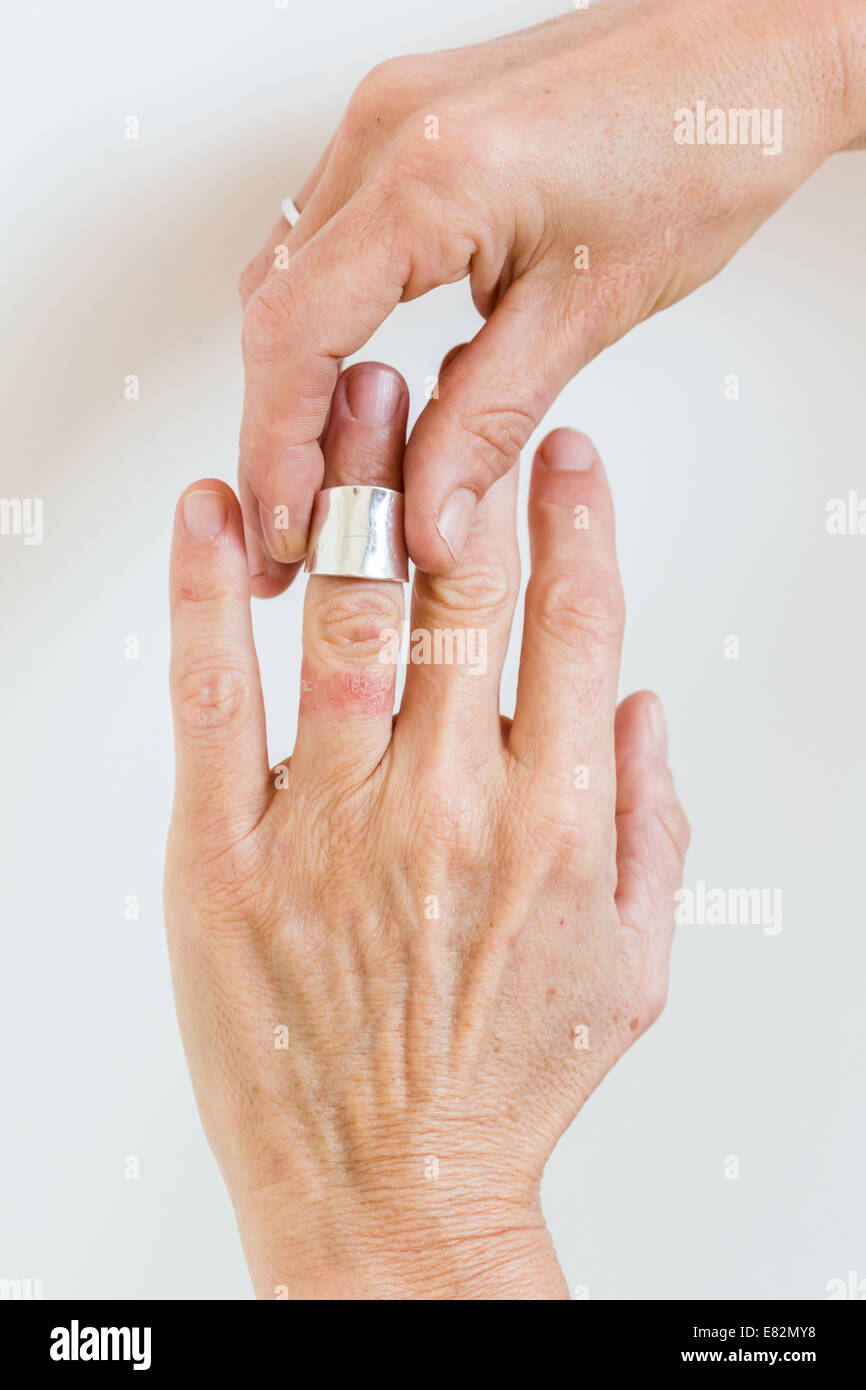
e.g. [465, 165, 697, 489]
[299, 662, 395, 716]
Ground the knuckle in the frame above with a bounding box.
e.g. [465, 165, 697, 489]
[347, 56, 418, 129]
[640, 976, 670, 1028]
[623, 764, 691, 865]
[616, 925, 669, 1031]
[562, 259, 649, 353]
[383, 127, 449, 189]
[655, 797, 692, 862]
[409, 770, 486, 865]
[242, 276, 301, 359]
[173, 571, 242, 616]
[532, 572, 624, 650]
[417, 560, 514, 623]
[308, 581, 403, 666]
[453, 404, 536, 479]
[524, 805, 584, 866]
[173, 663, 252, 737]
[514, 783, 603, 877]
[372, 152, 477, 286]
[173, 837, 272, 936]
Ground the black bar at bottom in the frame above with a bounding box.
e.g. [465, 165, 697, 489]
[2, 1297, 861, 1374]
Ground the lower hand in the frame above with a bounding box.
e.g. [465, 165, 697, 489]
[165, 361, 690, 1298]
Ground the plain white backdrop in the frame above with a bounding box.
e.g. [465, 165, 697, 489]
[1, 0, 864, 1299]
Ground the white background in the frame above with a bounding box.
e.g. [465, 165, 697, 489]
[1, 0, 864, 1299]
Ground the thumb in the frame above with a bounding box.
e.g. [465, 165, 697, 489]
[402, 276, 572, 571]
[614, 692, 691, 1028]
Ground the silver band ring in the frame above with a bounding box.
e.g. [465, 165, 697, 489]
[304, 486, 409, 583]
[281, 196, 301, 227]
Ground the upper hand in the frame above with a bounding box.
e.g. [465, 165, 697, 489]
[237, 0, 862, 592]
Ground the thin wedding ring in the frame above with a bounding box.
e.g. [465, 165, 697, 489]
[281, 196, 301, 227]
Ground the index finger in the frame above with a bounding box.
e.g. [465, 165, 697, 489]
[240, 183, 418, 566]
[168, 481, 271, 848]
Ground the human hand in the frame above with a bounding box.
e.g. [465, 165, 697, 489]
[237, 0, 865, 591]
[165, 360, 690, 1299]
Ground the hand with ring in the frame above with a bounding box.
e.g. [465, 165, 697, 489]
[165, 359, 689, 1299]
[237, 0, 866, 590]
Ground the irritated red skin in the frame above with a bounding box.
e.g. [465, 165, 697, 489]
[299, 661, 396, 715]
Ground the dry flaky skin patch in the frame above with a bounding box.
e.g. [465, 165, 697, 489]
[299, 662, 396, 716]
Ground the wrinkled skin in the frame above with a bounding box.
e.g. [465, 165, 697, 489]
[165, 361, 690, 1298]
[236, 0, 866, 589]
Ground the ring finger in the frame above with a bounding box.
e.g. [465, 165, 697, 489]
[290, 362, 409, 784]
[237, 136, 336, 310]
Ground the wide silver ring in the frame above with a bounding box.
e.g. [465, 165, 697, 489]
[304, 485, 409, 582]
[281, 196, 301, 227]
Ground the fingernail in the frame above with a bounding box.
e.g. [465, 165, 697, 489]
[540, 429, 595, 471]
[260, 499, 303, 562]
[436, 487, 476, 561]
[648, 698, 668, 759]
[183, 489, 228, 538]
[244, 526, 268, 579]
[345, 367, 402, 423]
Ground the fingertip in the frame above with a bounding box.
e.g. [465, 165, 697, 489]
[536, 428, 598, 472]
[180, 477, 238, 499]
[614, 691, 689, 912]
[176, 479, 241, 542]
[239, 430, 323, 565]
[170, 480, 249, 616]
[170, 480, 252, 603]
[340, 361, 408, 424]
[259, 496, 308, 565]
[248, 508, 302, 586]
[248, 559, 303, 599]
[438, 342, 469, 376]
[321, 362, 409, 494]
[237, 472, 291, 591]
[528, 428, 615, 544]
[648, 696, 668, 761]
[615, 691, 668, 765]
[404, 489, 477, 574]
[437, 487, 477, 563]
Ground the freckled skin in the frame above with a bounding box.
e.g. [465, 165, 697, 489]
[166, 437, 692, 1299]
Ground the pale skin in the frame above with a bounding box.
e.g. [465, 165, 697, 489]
[165, 361, 690, 1299]
[236, 0, 866, 592]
